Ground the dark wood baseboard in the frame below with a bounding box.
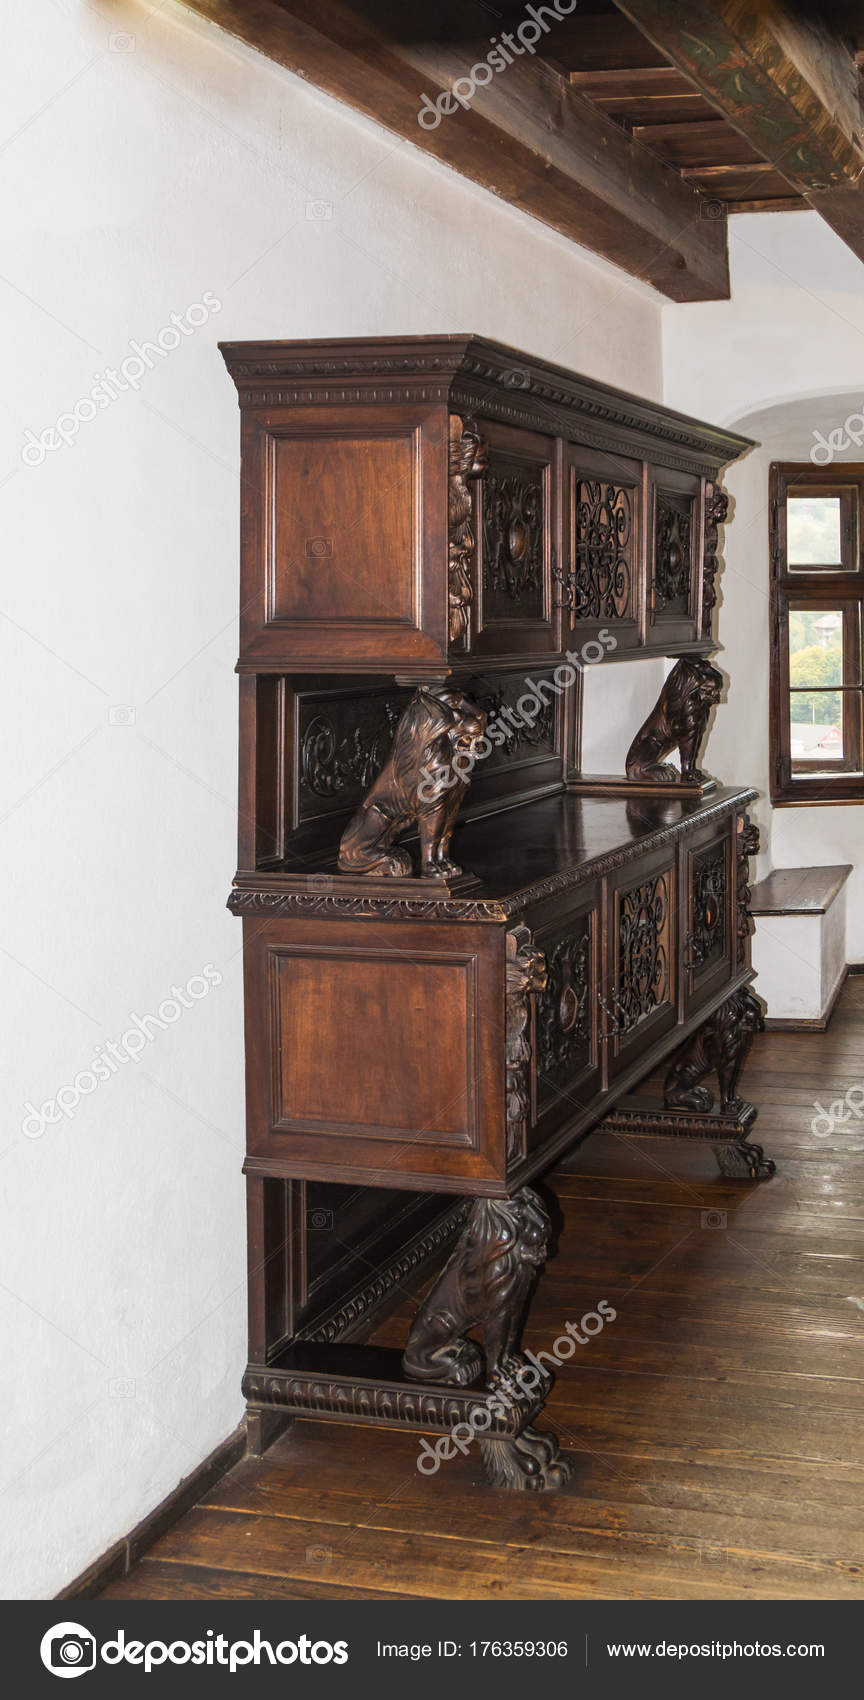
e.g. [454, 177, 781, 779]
[56, 1423, 246, 1600]
[763, 966, 848, 1031]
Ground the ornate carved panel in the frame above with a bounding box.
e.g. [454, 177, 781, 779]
[653, 489, 693, 615]
[471, 673, 556, 770]
[482, 456, 545, 622]
[689, 841, 727, 972]
[299, 693, 406, 819]
[535, 919, 591, 1105]
[616, 871, 671, 1031]
[559, 478, 633, 626]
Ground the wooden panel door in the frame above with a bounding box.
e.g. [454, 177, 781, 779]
[562, 443, 643, 654]
[681, 817, 734, 1019]
[647, 467, 703, 646]
[605, 848, 678, 1080]
[472, 419, 557, 659]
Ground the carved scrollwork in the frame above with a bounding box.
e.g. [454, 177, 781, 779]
[626, 657, 723, 786]
[702, 484, 729, 637]
[654, 489, 693, 612]
[483, 464, 544, 614]
[448, 414, 487, 649]
[535, 926, 591, 1089]
[688, 842, 727, 971]
[300, 700, 403, 800]
[505, 926, 546, 1164]
[337, 684, 487, 880]
[736, 812, 760, 966]
[616, 873, 670, 1031]
[555, 479, 632, 626]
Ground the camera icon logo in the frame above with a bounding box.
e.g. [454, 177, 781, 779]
[40, 1622, 97, 1678]
[308, 1206, 334, 1230]
[306, 200, 333, 220]
[305, 537, 332, 558]
[108, 705, 136, 727]
[701, 1209, 727, 1230]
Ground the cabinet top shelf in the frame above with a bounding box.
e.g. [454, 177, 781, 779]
[220, 332, 755, 476]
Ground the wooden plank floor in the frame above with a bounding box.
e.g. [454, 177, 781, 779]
[101, 979, 864, 1600]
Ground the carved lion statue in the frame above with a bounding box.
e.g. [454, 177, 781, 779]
[626, 657, 723, 784]
[664, 986, 764, 1114]
[402, 1189, 550, 1387]
[337, 685, 487, 879]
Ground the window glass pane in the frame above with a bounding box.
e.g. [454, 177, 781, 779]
[788, 608, 843, 686]
[789, 693, 843, 765]
[787, 495, 842, 566]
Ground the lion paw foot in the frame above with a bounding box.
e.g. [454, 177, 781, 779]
[423, 857, 463, 881]
[479, 1425, 571, 1492]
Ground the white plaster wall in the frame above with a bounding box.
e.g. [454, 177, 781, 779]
[1, 0, 663, 1598]
[663, 213, 864, 957]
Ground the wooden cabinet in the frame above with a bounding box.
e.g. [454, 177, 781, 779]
[223, 334, 762, 1490]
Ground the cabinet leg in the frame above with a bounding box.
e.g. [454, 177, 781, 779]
[402, 1185, 571, 1492]
[713, 1139, 776, 1181]
[246, 1407, 294, 1458]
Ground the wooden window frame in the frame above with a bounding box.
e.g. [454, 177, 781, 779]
[770, 461, 864, 804]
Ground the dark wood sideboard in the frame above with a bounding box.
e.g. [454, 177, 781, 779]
[221, 335, 766, 1491]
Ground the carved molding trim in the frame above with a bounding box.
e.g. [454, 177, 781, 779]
[505, 927, 547, 1164]
[242, 1367, 540, 1435]
[225, 345, 746, 470]
[300, 1202, 471, 1345]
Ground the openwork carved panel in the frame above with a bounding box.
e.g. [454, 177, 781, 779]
[653, 489, 693, 615]
[616, 872, 671, 1031]
[482, 456, 545, 621]
[535, 920, 592, 1106]
[559, 477, 633, 625]
[689, 842, 727, 973]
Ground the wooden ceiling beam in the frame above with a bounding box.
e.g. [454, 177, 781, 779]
[612, 0, 864, 259]
[176, 0, 730, 301]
